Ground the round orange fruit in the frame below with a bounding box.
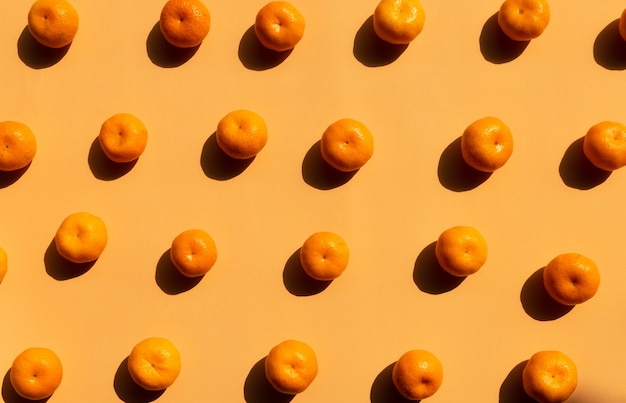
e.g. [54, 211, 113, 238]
[216, 110, 268, 160]
[159, 0, 211, 48]
[128, 337, 181, 391]
[254, 1, 305, 52]
[582, 121, 626, 171]
[522, 350, 577, 403]
[392, 349, 443, 400]
[372, 0, 426, 45]
[435, 225, 488, 277]
[461, 116, 514, 172]
[320, 118, 374, 172]
[620, 9, 626, 42]
[54, 212, 108, 264]
[10, 347, 63, 400]
[497, 0, 550, 42]
[98, 113, 148, 163]
[0, 247, 7, 284]
[0, 121, 37, 172]
[543, 253, 600, 306]
[265, 339, 318, 395]
[299, 231, 349, 281]
[170, 229, 217, 278]
[27, 0, 79, 48]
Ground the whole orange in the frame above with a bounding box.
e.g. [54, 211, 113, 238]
[320, 118, 374, 172]
[10, 347, 63, 400]
[497, 0, 550, 42]
[373, 0, 426, 45]
[299, 231, 349, 281]
[216, 110, 268, 160]
[27, 0, 79, 48]
[392, 349, 443, 400]
[160, 0, 211, 48]
[170, 229, 217, 277]
[522, 350, 577, 403]
[461, 116, 514, 172]
[265, 339, 318, 395]
[98, 113, 148, 163]
[620, 9, 626, 42]
[543, 253, 600, 306]
[128, 337, 182, 391]
[435, 225, 488, 277]
[254, 1, 305, 52]
[54, 212, 108, 264]
[582, 121, 626, 171]
[0, 247, 6, 283]
[0, 121, 37, 172]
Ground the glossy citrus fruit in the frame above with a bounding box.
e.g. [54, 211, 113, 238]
[0, 247, 7, 283]
[620, 9, 626, 42]
[0, 121, 37, 172]
[582, 121, 626, 171]
[299, 232, 349, 281]
[160, 0, 211, 48]
[435, 225, 488, 277]
[128, 337, 181, 391]
[373, 0, 425, 45]
[27, 0, 79, 48]
[170, 229, 217, 277]
[216, 110, 268, 160]
[522, 350, 577, 403]
[98, 113, 148, 163]
[497, 0, 550, 41]
[265, 339, 318, 395]
[54, 212, 108, 264]
[543, 253, 600, 306]
[392, 349, 443, 400]
[320, 118, 374, 172]
[254, 1, 305, 52]
[10, 347, 63, 400]
[461, 116, 513, 172]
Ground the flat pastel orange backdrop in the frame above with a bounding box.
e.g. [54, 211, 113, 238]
[1, 1, 625, 402]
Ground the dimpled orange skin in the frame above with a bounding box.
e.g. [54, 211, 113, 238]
[216, 110, 268, 160]
[320, 118, 374, 172]
[0, 121, 37, 172]
[128, 337, 181, 391]
[254, 1, 305, 52]
[10, 347, 63, 400]
[392, 349, 443, 400]
[620, 9, 626, 42]
[54, 212, 108, 264]
[27, 0, 79, 48]
[160, 0, 211, 48]
[373, 0, 426, 45]
[170, 229, 217, 278]
[497, 0, 550, 42]
[543, 253, 600, 306]
[299, 232, 349, 281]
[265, 339, 318, 395]
[435, 226, 488, 277]
[461, 116, 514, 172]
[582, 121, 626, 171]
[522, 351, 577, 403]
[99, 113, 148, 163]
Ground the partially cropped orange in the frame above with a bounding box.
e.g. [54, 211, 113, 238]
[620, 9, 626, 42]
[160, 0, 211, 48]
[582, 121, 626, 171]
[392, 349, 443, 400]
[255, 1, 305, 52]
[0, 247, 7, 283]
[543, 253, 600, 306]
[435, 225, 488, 277]
[0, 121, 37, 172]
[461, 116, 513, 172]
[170, 229, 217, 277]
[128, 337, 181, 391]
[300, 231, 349, 281]
[320, 118, 374, 172]
[373, 0, 426, 45]
[99, 113, 148, 163]
[27, 0, 79, 48]
[522, 350, 577, 403]
[216, 110, 268, 160]
[497, 0, 550, 41]
[54, 212, 108, 264]
[265, 339, 318, 395]
[10, 347, 63, 400]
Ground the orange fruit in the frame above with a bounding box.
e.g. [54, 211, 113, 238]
[0, 121, 37, 172]
[54, 212, 108, 264]
[10, 347, 63, 400]
[372, 0, 426, 45]
[170, 229, 217, 278]
[0, 247, 7, 284]
[27, 0, 79, 48]
[392, 349, 443, 400]
[543, 253, 600, 306]
[320, 118, 374, 172]
[159, 0, 211, 48]
[299, 231, 349, 281]
[497, 0, 550, 42]
[582, 121, 626, 171]
[254, 1, 305, 52]
[216, 110, 268, 160]
[522, 350, 577, 403]
[128, 337, 181, 391]
[264, 339, 318, 395]
[461, 116, 514, 173]
[620, 9, 626, 42]
[98, 113, 148, 163]
[435, 225, 488, 277]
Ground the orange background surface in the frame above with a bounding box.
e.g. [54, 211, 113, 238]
[1, 1, 626, 402]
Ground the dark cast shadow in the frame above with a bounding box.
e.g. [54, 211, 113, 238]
[498, 360, 536, 403]
[155, 249, 204, 295]
[44, 239, 97, 280]
[593, 19, 626, 70]
[200, 132, 256, 180]
[238, 25, 293, 70]
[413, 241, 466, 294]
[438, 137, 492, 191]
[370, 362, 414, 403]
[88, 137, 138, 181]
[17, 26, 71, 69]
[302, 140, 358, 190]
[559, 137, 611, 190]
[282, 248, 332, 296]
[353, 16, 409, 67]
[113, 357, 165, 403]
[2, 368, 51, 403]
[146, 22, 200, 68]
[243, 357, 295, 403]
[479, 12, 530, 64]
[0, 163, 31, 189]
[520, 267, 574, 321]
